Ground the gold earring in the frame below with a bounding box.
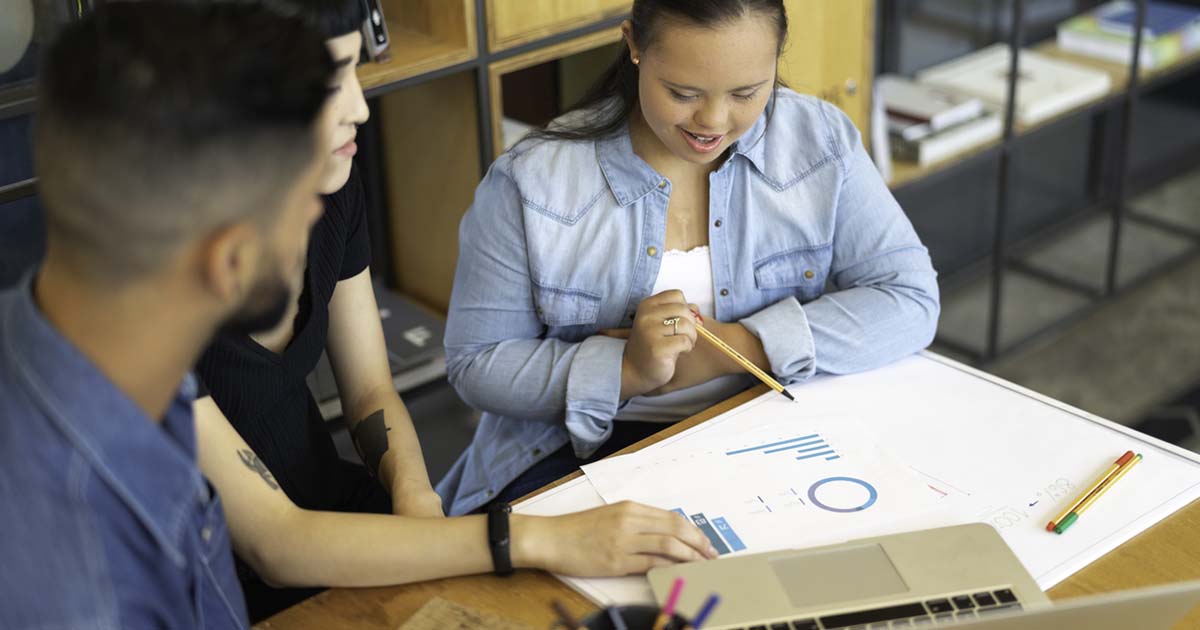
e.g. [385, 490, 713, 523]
[632, 56, 640, 65]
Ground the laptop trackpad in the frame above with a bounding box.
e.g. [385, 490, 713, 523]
[770, 543, 909, 609]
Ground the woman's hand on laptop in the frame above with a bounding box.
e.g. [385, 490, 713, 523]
[510, 501, 719, 576]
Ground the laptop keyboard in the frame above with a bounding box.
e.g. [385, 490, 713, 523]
[729, 588, 1023, 629]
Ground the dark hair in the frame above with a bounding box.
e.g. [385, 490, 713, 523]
[34, 1, 335, 284]
[263, 0, 366, 39]
[531, 0, 788, 143]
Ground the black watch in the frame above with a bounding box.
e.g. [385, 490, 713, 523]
[486, 502, 514, 577]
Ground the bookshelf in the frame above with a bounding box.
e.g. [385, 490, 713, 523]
[880, 0, 1200, 363]
[888, 41, 1200, 191]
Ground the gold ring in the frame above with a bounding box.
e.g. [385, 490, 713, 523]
[663, 317, 680, 335]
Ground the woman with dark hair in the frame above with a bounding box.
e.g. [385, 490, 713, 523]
[440, 0, 940, 515]
[191, 0, 717, 621]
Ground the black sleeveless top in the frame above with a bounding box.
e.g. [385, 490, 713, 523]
[196, 166, 385, 512]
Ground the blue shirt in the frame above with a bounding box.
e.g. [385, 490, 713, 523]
[438, 90, 940, 515]
[0, 275, 248, 629]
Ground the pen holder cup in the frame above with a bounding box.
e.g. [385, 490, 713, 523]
[575, 605, 689, 630]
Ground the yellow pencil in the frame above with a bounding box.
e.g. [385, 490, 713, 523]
[1046, 450, 1134, 531]
[1055, 454, 1143, 535]
[695, 324, 794, 402]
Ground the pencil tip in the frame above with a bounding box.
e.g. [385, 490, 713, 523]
[782, 389, 795, 401]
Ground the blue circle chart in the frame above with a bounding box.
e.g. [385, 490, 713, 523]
[807, 476, 878, 513]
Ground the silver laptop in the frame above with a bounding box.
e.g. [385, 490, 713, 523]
[648, 523, 1200, 629]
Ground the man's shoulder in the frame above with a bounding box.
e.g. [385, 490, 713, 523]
[0, 439, 122, 629]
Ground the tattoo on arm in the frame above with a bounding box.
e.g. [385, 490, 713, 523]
[237, 449, 280, 490]
[351, 409, 390, 478]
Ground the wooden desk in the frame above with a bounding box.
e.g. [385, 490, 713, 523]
[259, 387, 1200, 630]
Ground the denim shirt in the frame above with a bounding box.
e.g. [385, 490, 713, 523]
[0, 275, 248, 629]
[438, 90, 939, 515]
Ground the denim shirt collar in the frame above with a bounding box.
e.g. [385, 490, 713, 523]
[732, 109, 770, 174]
[4, 272, 206, 568]
[594, 111, 769, 206]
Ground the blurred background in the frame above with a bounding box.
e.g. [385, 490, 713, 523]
[3, 0, 1198, 483]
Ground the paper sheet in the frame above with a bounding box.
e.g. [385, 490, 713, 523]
[515, 353, 1200, 607]
[582, 418, 943, 556]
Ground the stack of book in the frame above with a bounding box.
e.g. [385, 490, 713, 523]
[1057, 0, 1200, 71]
[879, 74, 1002, 167]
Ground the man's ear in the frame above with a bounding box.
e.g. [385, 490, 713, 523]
[197, 222, 259, 305]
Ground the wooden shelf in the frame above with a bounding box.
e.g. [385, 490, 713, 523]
[357, 27, 475, 91]
[1035, 39, 1200, 92]
[356, 0, 476, 93]
[486, 0, 630, 52]
[487, 27, 624, 158]
[379, 72, 481, 312]
[887, 40, 1200, 191]
[889, 137, 1002, 190]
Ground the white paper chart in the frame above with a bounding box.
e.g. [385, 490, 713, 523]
[515, 353, 1200, 606]
[583, 419, 942, 557]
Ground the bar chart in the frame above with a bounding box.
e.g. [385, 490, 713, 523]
[672, 508, 748, 555]
[725, 432, 841, 462]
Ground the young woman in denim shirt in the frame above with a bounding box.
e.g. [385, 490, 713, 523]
[439, 0, 940, 515]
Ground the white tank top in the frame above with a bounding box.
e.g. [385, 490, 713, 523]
[615, 246, 753, 423]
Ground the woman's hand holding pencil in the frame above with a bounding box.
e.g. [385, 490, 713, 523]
[606, 290, 702, 399]
[601, 295, 794, 401]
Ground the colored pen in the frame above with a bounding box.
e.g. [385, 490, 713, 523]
[1046, 450, 1135, 531]
[684, 594, 720, 629]
[1055, 453, 1142, 534]
[653, 577, 686, 630]
[551, 600, 585, 630]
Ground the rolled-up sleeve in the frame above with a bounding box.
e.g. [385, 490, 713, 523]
[444, 159, 624, 456]
[740, 104, 940, 383]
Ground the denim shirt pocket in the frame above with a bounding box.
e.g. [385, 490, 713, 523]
[531, 282, 602, 329]
[753, 245, 834, 304]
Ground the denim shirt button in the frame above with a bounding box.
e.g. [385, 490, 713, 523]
[647, 246, 658, 257]
[714, 219, 722, 228]
[486, 489, 494, 498]
[200, 527, 212, 543]
[532, 448, 542, 457]
[657, 179, 668, 189]
[720, 289, 730, 297]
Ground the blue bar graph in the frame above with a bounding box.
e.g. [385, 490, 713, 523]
[725, 434, 820, 456]
[690, 513, 731, 555]
[763, 439, 824, 454]
[712, 517, 747, 552]
[726, 433, 840, 462]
